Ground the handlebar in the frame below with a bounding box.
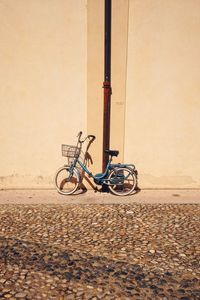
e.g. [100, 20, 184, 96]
[77, 132, 96, 144]
[88, 135, 96, 140]
[77, 131, 83, 139]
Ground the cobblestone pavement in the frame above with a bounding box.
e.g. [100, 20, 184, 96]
[0, 203, 200, 299]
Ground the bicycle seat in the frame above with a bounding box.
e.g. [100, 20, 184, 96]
[105, 150, 119, 157]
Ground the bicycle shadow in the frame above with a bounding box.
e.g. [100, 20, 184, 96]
[76, 138, 100, 194]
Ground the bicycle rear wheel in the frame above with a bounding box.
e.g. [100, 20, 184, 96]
[108, 167, 137, 196]
[55, 166, 79, 195]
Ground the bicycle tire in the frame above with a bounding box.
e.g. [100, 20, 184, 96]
[55, 166, 79, 195]
[108, 167, 137, 196]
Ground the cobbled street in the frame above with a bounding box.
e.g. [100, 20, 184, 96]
[0, 203, 200, 299]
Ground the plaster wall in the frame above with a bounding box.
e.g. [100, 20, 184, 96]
[1, 0, 200, 189]
[125, 0, 200, 188]
[0, 0, 87, 188]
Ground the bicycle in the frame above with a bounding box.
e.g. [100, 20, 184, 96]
[55, 132, 138, 196]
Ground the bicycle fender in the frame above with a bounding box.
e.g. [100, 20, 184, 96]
[110, 164, 135, 170]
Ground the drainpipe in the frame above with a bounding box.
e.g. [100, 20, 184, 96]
[102, 0, 112, 174]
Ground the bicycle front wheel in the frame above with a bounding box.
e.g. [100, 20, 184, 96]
[108, 167, 137, 196]
[55, 166, 79, 195]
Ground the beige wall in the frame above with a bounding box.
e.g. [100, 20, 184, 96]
[1, 0, 200, 189]
[0, 0, 87, 188]
[125, 0, 200, 188]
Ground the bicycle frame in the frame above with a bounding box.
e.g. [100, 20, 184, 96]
[55, 132, 138, 195]
[76, 158, 112, 181]
[70, 156, 135, 186]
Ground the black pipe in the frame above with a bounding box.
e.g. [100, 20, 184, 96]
[104, 0, 111, 82]
[102, 0, 112, 192]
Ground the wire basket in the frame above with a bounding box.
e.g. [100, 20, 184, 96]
[62, 144, 80, 159]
